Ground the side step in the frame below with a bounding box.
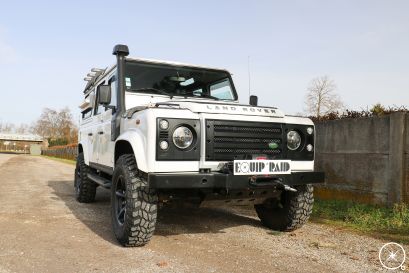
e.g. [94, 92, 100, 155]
[87, 173, 112, 189]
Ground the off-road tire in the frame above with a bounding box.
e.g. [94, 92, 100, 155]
[111, 154, 158, 247]
[74, 153, 97, 203]
[255, 184, 314, 231]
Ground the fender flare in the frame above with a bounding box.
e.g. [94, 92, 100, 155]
[78, 142, 90, 165]
[115, 129, 148, 172]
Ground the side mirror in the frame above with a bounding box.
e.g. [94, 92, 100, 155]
[249, 95, 258, 106]
[97, 85, 111, 105]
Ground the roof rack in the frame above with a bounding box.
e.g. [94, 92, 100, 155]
[83, 68, 107, 93]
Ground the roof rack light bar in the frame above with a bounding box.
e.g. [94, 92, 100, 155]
[91, 68, 104, 73]
[83, 67, 107, 93]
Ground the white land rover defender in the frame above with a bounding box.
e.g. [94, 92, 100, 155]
[75, 44, 324, 247]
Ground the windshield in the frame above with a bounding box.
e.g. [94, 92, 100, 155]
[124, 61, 237, 101]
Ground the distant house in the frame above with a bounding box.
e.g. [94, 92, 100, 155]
[0, 133, 48, 153]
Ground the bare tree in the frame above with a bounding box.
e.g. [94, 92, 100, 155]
[32, 107, 78, 143]
[15, 123, 31, 134]
[0, 122, 15, 133]
[305, 76, 345, 117]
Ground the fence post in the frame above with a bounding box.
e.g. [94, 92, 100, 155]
[403, 113, 409, 203]
[387, 112, 406, 205]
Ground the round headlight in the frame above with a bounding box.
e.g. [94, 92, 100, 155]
[287, 130, 301, 150]
[159, 140, 169, 150]
[159, 119, 169, 130]
[173, 126, 194, 149]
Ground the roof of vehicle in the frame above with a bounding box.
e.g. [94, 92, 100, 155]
[126, 57, 230, 73]
[83, 57, 231, 95]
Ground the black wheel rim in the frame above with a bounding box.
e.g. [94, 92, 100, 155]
[114, 176, 126, 226]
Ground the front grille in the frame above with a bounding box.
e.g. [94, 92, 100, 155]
[205, 120, 283, 161]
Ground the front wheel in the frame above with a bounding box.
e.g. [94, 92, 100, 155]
[255, 184, 314, 231]
[111, 154, 158, 247]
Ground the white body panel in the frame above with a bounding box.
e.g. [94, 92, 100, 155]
[113, 94, 314, 173]
[79, 70, 315, 174]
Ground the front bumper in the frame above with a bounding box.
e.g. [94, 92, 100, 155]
[148, 171, 325, 190]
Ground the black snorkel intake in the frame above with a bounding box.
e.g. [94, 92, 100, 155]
[111, 44, 129, 141]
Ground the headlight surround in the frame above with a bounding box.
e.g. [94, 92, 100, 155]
[172, 126, 194, 149]
[287, 130, 302, 151]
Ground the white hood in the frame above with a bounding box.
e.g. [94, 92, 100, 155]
[155, 99, 285, 118]
[125, 93, 285, 118]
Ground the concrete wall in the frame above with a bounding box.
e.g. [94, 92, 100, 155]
[314, 112, 408, 205]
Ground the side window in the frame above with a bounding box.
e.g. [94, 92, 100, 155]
[209, 79, 234, 100]
[82, 109, 92, 119]
[82, 93, 94, 120]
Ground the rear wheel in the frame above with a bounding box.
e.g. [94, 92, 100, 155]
[74, 153, 97, 203]
[111, 154, 158, 247]
[255, 184, 314, 231]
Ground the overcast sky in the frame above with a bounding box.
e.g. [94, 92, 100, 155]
[0, 0, 408, 125]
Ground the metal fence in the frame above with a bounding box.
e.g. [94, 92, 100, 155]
[42, 144, 78, 160]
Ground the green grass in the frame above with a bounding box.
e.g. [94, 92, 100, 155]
[312, 199, 409, 244]
[42, 155, 76, 165]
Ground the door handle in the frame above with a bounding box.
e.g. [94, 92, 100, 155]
[98, 131, 104, 135]
[88, 133, 93, 136]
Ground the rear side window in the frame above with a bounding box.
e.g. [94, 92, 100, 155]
[82, 109, 92, 119]
[81, 92, 94, 120]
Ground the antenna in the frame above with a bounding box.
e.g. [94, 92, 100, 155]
[247, 56, 251, 98]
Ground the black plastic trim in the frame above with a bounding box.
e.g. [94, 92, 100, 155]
[148, 171, 325, 189]
[156, 118, 201, 161]
[205, 119, 284, 161]
[283, 124, 315, 161]
[89, 162, 114, 175]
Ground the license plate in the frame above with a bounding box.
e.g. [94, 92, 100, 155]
[233, 160, 291, 175]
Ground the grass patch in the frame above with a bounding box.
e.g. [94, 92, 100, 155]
[312, 199, 409, 244]
[42, 155, 76, 165]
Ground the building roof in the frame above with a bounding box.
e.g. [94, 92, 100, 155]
[0, 133, 43, 142]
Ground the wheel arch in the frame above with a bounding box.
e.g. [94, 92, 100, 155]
[115, 130, 148, 172]
[78, 142, 90, 165]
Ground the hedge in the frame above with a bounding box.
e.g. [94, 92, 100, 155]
[42, 143, 78, 160]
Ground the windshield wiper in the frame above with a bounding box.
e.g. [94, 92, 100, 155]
[128, 88, 174, 99]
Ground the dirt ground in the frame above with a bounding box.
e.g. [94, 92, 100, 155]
[0, 154, 403, 273]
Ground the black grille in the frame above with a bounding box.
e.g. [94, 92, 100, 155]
[205, 120, 283, 161]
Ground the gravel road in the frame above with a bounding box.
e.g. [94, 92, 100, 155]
[0, 154, 403, 273]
